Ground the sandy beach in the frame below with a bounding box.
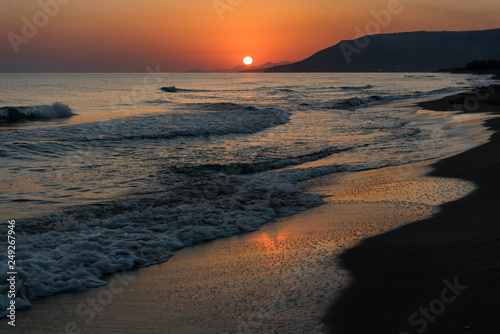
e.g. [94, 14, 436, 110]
[6, 152, 478, 333]
[324, 84, 500, 333]
[2, 82, 498, 333]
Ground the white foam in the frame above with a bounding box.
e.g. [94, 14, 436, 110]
[0, 166, 351, 317]
[0, 103, 73, 121]
[3, 105, 290, 142]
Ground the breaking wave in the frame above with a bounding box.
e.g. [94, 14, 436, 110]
[0, 165, 354, 316]
[2, 105, 290, 142]
[0, 103, 74, 123]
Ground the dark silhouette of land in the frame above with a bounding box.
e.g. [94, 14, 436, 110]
[263, 29, 500, 72]
[438, 59, 500, 76]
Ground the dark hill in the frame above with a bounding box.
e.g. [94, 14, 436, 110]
[265, 29, 500, 72]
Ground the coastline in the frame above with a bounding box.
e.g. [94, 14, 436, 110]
[4, 80, 498, 333]
[323, 84, 500, 333]
[6, 94, 487, 332]
[10, 159, 468, 333]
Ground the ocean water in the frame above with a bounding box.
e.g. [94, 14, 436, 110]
[0, 72, 495, 316]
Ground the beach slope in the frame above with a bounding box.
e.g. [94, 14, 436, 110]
[324, 85, 500, 333]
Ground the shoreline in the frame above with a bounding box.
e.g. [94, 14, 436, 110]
[8, 157, 475, 333]
[323, 84, 500, 333]
[4, 80, 498, 333]
[6, 90, 488, 332]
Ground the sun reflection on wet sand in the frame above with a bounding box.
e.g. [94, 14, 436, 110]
[16, 158, 477, 333]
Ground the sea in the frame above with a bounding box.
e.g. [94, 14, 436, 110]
[0, 72, 495, 316]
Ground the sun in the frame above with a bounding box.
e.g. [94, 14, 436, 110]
[243, 56, 253, 65]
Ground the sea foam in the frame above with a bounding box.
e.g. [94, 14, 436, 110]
[0, 103, 73, 123]
[0, 104, 290, 143]
[0, 165, 349, 317]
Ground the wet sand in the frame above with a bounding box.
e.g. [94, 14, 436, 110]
[324, 84, 500, 333]
[6, 159, 475, 333]
[6, 85, 499, 333]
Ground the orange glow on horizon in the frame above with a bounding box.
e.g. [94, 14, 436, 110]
[1, 0, 500, 72]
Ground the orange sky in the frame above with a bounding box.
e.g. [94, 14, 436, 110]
[1, 0, 500, 72]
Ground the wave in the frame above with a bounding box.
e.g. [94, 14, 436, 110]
[0, 164, 353, 316]
[416, 87, 461, 97]
[1, 105, 290, 142]
[0, 141, 79, 160]
[160, 86, 212, 93]
[0, 103, 74, 123]
[385, 87, 462, 102]
[143, 98, 173, 104]
[404, 75, 435, 78]
[327, 96, 383, 110]
[189, 102, 259, 112]
[169, 146, 359, 175]
[340, 85, 373, 90]
[279, 88, 298, 93]
[115, 108, 289, 141]
[325, 87, 463, 111]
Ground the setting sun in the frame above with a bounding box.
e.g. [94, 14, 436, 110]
[243, 56, 253, 65]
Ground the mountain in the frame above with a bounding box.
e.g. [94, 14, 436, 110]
[265, 28, 500, 72]
[185, 61, 291, 73]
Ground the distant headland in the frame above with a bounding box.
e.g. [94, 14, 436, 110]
[256, 28, 500, 73]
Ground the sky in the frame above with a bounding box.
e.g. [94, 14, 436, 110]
[1, 0, 499, 72]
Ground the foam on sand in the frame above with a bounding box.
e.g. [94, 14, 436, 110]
[0, 166, 340, 317]
[11, 159, 477, 333]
